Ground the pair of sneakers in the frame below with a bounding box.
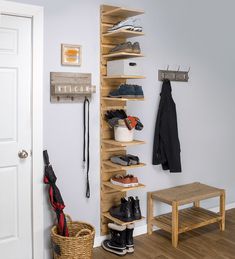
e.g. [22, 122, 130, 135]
[108, 17, 142, 32]
[110, 42, 141, 54]
[111, 174, 139, 188]
[109, 84, 144, 98]
[110, 154, 139, 166]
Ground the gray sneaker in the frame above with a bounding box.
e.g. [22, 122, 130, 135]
[132, 42, 141, 54]
[110, 156, 131, 166]
[110, 42, 132, 54]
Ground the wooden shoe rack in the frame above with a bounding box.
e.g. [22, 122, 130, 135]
[100, 5, 145, 235]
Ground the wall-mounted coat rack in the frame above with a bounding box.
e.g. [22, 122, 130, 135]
[50, 72, 96, 103]
[158, 66, 190, 82]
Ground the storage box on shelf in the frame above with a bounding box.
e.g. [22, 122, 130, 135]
[100, 4, 145, 234]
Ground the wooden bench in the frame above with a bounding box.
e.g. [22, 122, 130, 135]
[147, 182, 225, 247]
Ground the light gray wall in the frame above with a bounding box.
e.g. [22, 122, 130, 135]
[10, 0, 235, 257]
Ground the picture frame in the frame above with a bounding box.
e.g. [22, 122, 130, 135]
[61, 44, 82, 66]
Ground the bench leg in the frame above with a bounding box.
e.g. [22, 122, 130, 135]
[172, 201, 179, 248]
[220, 191, 225, 231]
[147, 192, 153, 235]
[193, 200, 200, 207]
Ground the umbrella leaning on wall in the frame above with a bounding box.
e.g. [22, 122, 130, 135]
[43, 150, 69, 237]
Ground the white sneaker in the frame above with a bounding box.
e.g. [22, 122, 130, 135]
[108, 17, 142, 32]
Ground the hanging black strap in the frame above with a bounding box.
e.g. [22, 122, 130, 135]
[83, 96, 90, 198]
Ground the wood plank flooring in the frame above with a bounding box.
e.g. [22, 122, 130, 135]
[94, 209, 235, 259]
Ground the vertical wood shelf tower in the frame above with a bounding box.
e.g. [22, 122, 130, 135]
[100, 5, 146, 235]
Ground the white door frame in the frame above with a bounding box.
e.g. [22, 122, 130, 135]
[0, 1, 44, 258]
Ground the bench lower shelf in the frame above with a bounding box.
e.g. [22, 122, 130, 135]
[103, 212, 145, 226]
[152, 207, 222, 234]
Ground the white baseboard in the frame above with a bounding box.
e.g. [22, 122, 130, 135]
[94, 202, 235, 248]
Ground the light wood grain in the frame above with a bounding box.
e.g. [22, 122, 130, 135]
[147, 192, 153, 235]
[100, 4, 146, 235]
[103, 212, 145, 226]
[147, 183, 226, 247]
[102, 7, 144, 18]
[103, 160, 146, 170]
[103, 30, 144, 38]
[103, 52, 144, 59]
[151, 182, 224, 205]
[103, 181, 145, 192]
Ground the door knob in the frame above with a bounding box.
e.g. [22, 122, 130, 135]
[18, 150, 28, 159]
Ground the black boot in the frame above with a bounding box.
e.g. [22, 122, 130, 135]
[129, 196, 142, 220]
[126, 223, 134, 253]
[109, 198, 134, 222]
[102, 223, 127, 256]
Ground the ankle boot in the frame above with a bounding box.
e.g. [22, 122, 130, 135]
[102, 223, 127, 256]
[129, 196, 142, 220]
[126, 223, 134, 253]
[109, 198, 134, 222]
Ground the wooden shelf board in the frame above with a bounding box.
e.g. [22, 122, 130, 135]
[102, 97, 144, 101]
[103, 212, 145, 226]
[101, 105, 127, 111]
[102, 139, 145, 147]
[152, 207, 222, 234]
[103, 30, 144, 38]
[103, 7, 144, 18]
[103, 181, 146, 192]
[103, 75, 145, 79]
[103, 160, 146, 170]
[103, 52, 144, 59]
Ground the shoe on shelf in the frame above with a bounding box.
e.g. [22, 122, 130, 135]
[102, 223, 127, 256]
[109, 41, 141, 54]
[129, 196, 142, 220]
[111, 174, 139, 187]
[107, 17, 142, 33]
[110, 156, 131, 166]
[126, 224, 135, 253]
[109, 42, 133, 54]
[126, 175, 139, 186]
[109, 84, 136, 98]
[105, 109, 128, 128]
[133, 85, 144, 98]
[126, 154, 140, 165]
[132, 42, 141, 54]
[109, 198, 134, 222]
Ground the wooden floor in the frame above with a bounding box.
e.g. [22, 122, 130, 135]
[94, 209, 235, 259]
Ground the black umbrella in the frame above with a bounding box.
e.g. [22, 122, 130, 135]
[43, 150, 69, 237]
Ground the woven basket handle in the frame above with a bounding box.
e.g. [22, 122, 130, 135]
[75, 228, 92, 237]
[65, 214, 72, 222]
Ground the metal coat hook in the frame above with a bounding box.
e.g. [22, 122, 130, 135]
[158, 65, 190, 82]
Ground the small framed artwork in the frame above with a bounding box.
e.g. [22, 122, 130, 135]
[61, 44, 82, 66]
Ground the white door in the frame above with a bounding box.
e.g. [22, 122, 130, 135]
[0, 14, 32, 259]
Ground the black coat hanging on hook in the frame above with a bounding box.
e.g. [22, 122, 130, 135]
[152, 79, 182, 173]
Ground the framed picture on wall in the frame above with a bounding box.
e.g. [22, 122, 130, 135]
[61, 44, 82, 66]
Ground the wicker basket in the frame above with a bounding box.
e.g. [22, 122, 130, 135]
[51, 215, 95, 259]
